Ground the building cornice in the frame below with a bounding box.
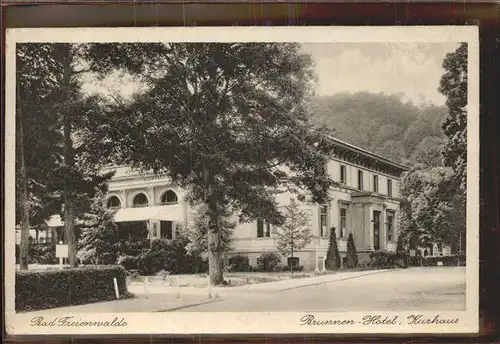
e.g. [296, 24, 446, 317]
[326, 136, 409, 177]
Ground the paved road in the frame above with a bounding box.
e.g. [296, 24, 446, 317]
[174, 267, 466, 312]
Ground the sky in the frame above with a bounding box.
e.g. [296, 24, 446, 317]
[301, 42, 460, 106]
[83, 42, 460, 106]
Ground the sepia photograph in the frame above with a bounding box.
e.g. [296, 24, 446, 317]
[4, 26, 479, 335]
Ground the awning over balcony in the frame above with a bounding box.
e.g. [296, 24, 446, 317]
[113, 205, 185, 223]
[45, 215, 63, 227]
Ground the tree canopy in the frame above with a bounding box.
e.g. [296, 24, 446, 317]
[90, 43, 336, 283]
[439, 42, 468, 191]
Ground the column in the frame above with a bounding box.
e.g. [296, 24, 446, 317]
[380, 207, 386, 250]
[364, 204, 372, 250]
[120, 190, 128, 208]
[147, 187, 155, 206]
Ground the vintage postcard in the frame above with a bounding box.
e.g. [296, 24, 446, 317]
[4, 26, 479, 336]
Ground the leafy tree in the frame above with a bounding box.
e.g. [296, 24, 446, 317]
[410, 136, 445, 167]
[273, 198, 313, 274]
[16, 43, 116, 268]
[77, 192, 119, 265]
[16, 44, 64, 269]
[91, 43, 335, 284]
[345, 233, 358, 269]
[439, 42, 468, 191]
[399, 165, 463, 249]
[184, 203, 235, 262]
[396, 233, 405, 252]
[325, 227, 341, 270]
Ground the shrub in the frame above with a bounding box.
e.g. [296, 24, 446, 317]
[136, 238, 205, 275]
[228, 254, 251, 272]
[117, 255, 138, 270]
[287, 256, 300, 269]
[325, 227, 341, 270]
[282, 264, 304, 272]
[407, 253, 466, 267]
[345, 233, 358, 268]
[29, 243, 57, 265]
[369, 251, 398, 269]
[15, 265, 130, 312]
[257, 252, 282, 272]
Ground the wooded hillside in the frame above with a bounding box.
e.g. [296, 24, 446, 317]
[309, 92, 448, 165]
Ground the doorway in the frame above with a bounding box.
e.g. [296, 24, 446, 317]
[373, 210, 381, 251]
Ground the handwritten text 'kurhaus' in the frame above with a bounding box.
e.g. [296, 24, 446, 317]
[300, 314, 459, 326]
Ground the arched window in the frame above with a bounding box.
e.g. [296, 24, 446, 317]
[132, 193, 149, 207]
[107, 196, 122, 209]
[160, 190, 178, 204]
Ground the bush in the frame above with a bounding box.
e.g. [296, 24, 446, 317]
[117, 255, 138, 270]
[15, 265, 130, 312]
[257, 252, 282, 272]
[408, 254, 466, 267]
[282, 264, 304, 272]
[287, 256, 300, 269]
[228, 254, 251, 272]
[345, 233, 358, 268]
[29, 243, 57, 265]
[136, 238, 206, 275]
[370, 251, 399, 269]
[325, 227, 341, 270]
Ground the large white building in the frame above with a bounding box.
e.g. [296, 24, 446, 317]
[40, 137, 410, 270]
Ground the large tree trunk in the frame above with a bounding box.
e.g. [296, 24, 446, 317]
[17, 85, 30, 270]
[60, 43, 78, 268]
[207, 226, 224, 285]
[203, 165, 224, 285]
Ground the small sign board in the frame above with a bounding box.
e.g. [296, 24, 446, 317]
[56, 244, 68, 258]
[409, 249, 416, 257]
[437, 261, 443, 266]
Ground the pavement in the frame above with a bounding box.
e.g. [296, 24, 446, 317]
[176, 267, 466, 312]
[21, 267, 465, 314]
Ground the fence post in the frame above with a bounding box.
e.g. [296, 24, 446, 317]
[176, 275, 180, 299]
[207, 275, 212, 299]
[113, 278, 120, 299]
[144, 276, 149, 299]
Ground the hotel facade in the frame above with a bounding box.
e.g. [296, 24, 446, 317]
[36, 137, 412, 270]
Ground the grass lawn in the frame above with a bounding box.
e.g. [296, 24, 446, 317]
[126, 272, 313, 288]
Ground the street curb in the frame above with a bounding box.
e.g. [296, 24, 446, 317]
[155, 298, 223, 312]
[277, 269, 393, 292]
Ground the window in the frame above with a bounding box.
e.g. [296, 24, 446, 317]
[151, 223, 158, 238]
[107, 196, 121, 209]
[160, 221, 174, 239]
[320, 205, 327, 237]
[257, 219, 271, 238]
[340, 165, 347, 184]
[339, 208, 347, 239]
[373, 175, 379, 193]
[160, 190, 178, 204]
[387, 179, 393, 197]
[386, 211, 394, 242]
[132, 193, 149, 207]
[357, 170, 364, 190]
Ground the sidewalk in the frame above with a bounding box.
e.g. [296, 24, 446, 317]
[23, 269, 391, 314]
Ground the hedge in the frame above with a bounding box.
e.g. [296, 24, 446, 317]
[369, 251, 408, 269]
[16, 265, 131, 312]
[408, 254, 466, 267]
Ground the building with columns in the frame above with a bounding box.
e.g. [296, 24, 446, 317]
[40, 136, 409, 270]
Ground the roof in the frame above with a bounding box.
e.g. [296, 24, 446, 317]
[326, 135, 409, 175]
[102, 135, 409, 180]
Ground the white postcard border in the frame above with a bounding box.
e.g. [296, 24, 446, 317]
[4, 26, 480, 335]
